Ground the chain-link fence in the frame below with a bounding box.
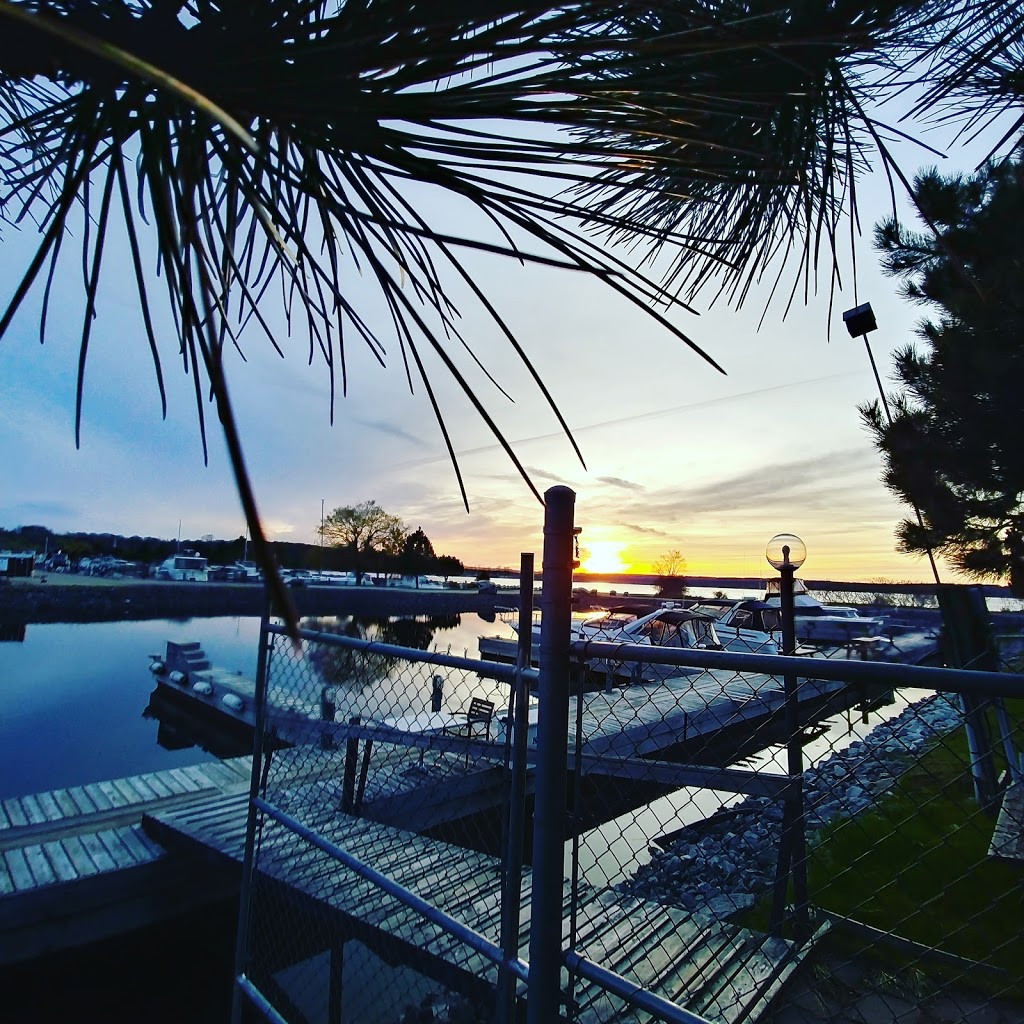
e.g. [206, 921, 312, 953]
[231, 491, 1024, 1024]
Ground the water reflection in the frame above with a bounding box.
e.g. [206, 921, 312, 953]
[143, 689, 254, 760]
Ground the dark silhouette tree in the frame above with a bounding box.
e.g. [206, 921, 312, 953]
[864, 161, 1024, 595]
[435, 555, 465, 582]
[320, 501, 407, 585]
[400, 528, 435, 588]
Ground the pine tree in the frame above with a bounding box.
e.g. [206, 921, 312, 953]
[864, 161, 1024, 595]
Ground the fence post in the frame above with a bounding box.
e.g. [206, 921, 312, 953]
[231, 594, 275, 1024]
[527, 487, 576, 1024]
[498, 552, 535, 1024]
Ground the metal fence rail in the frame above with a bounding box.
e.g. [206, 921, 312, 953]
[230, 487, 1024, 1024]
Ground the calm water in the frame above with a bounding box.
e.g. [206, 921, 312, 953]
[0, 613, 509, 801]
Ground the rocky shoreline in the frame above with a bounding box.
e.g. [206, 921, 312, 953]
[0, 577, 507, 625]
[622, 694, 964, 919]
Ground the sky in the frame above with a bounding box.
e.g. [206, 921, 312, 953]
[0, 114, 1001, 583]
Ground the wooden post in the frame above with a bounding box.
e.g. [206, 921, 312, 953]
[354, 740, 373, 815]
[342, 716, 360, 814]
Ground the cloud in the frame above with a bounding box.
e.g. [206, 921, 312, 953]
[354, 418, 432, 448]
[0, 500, 80, 525]
[597, 476, 644, 491]
[618, 522, 668, 536]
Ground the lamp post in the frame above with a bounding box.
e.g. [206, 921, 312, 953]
[766, 533, 809, 942]
[842, 302, 893, 421]
[843, 301, 941, 588]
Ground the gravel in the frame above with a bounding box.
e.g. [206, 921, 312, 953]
[620, 694, 965, 919]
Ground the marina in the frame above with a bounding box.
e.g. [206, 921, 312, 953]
[2, 580, 1022, 1023]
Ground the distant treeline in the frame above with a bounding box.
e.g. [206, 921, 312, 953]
[0, 525, 466, 578]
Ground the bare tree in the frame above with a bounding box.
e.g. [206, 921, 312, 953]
[653, 550, 687, 598]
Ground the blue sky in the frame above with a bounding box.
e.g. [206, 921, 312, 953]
[0, 125, 998, 582]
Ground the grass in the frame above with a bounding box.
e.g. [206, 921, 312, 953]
[750, 699, 1024, 985]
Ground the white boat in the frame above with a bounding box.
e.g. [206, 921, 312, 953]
[573, 604, 722, 651]
[479, 604, 728, 683]
[157, 553, 209, 581]
[231, 560, 262, 581]
[760, 579, 888, 643]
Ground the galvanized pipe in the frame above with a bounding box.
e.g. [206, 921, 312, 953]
[568, 639, 1024, 698]
[498, 552, 535, 1024]
[528, 486, 576, 1024]
[231, 597, 276, 1024]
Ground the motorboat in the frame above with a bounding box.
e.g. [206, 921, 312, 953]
[685, 599, 786, 654]
[760, 579, 888, 643]
[479, 604, 727, 684]
[572, 604, 723, 650]
[231, 560, 262, 582]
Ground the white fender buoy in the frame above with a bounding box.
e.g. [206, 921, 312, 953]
[192, 681, 214, 696]
[149, 660, 166, 674]
[221, 693, 244, 712]
[168, 670, 187, 684]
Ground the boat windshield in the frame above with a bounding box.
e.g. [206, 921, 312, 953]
[175, 557, 207, 569]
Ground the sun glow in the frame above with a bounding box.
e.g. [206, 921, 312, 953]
[580, 541, 630, 574]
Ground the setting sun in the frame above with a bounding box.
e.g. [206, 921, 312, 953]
[579, 540, 630, 574]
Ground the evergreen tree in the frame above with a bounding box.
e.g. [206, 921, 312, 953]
[864, 161, 1024, 594]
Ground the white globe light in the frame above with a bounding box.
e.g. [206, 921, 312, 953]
[766, 533, 807, 571]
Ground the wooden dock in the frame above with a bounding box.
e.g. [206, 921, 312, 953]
[144, 790, 805, 1023]
[0, 758, 251, 966]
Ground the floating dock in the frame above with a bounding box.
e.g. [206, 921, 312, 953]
[0, 758, 250, 966]
[144, 790, 810, 1023]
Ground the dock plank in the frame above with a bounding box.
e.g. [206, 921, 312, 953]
[96, 780, 132, 810]
[4, 848, 36, 891]
[165, 767, 203, 794]
[78, 831, 117, 873]
[67, 786, 98, 815]
[94, 829, 139, 870]
[2, 800, 28, 829]
[33, 791, 64, 823]
[22, 844, 57, 887]
[110, 778, 142, 805]
[139, 772, 175, 799]
[20, 795, 47, 827]
[83, 783, 114, 812]
[51, 789, 79, 819]
[60, 835, 98, 878]
[41, 840, 79, 883]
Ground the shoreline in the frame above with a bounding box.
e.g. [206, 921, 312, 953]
[0, 575, 508, 625]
